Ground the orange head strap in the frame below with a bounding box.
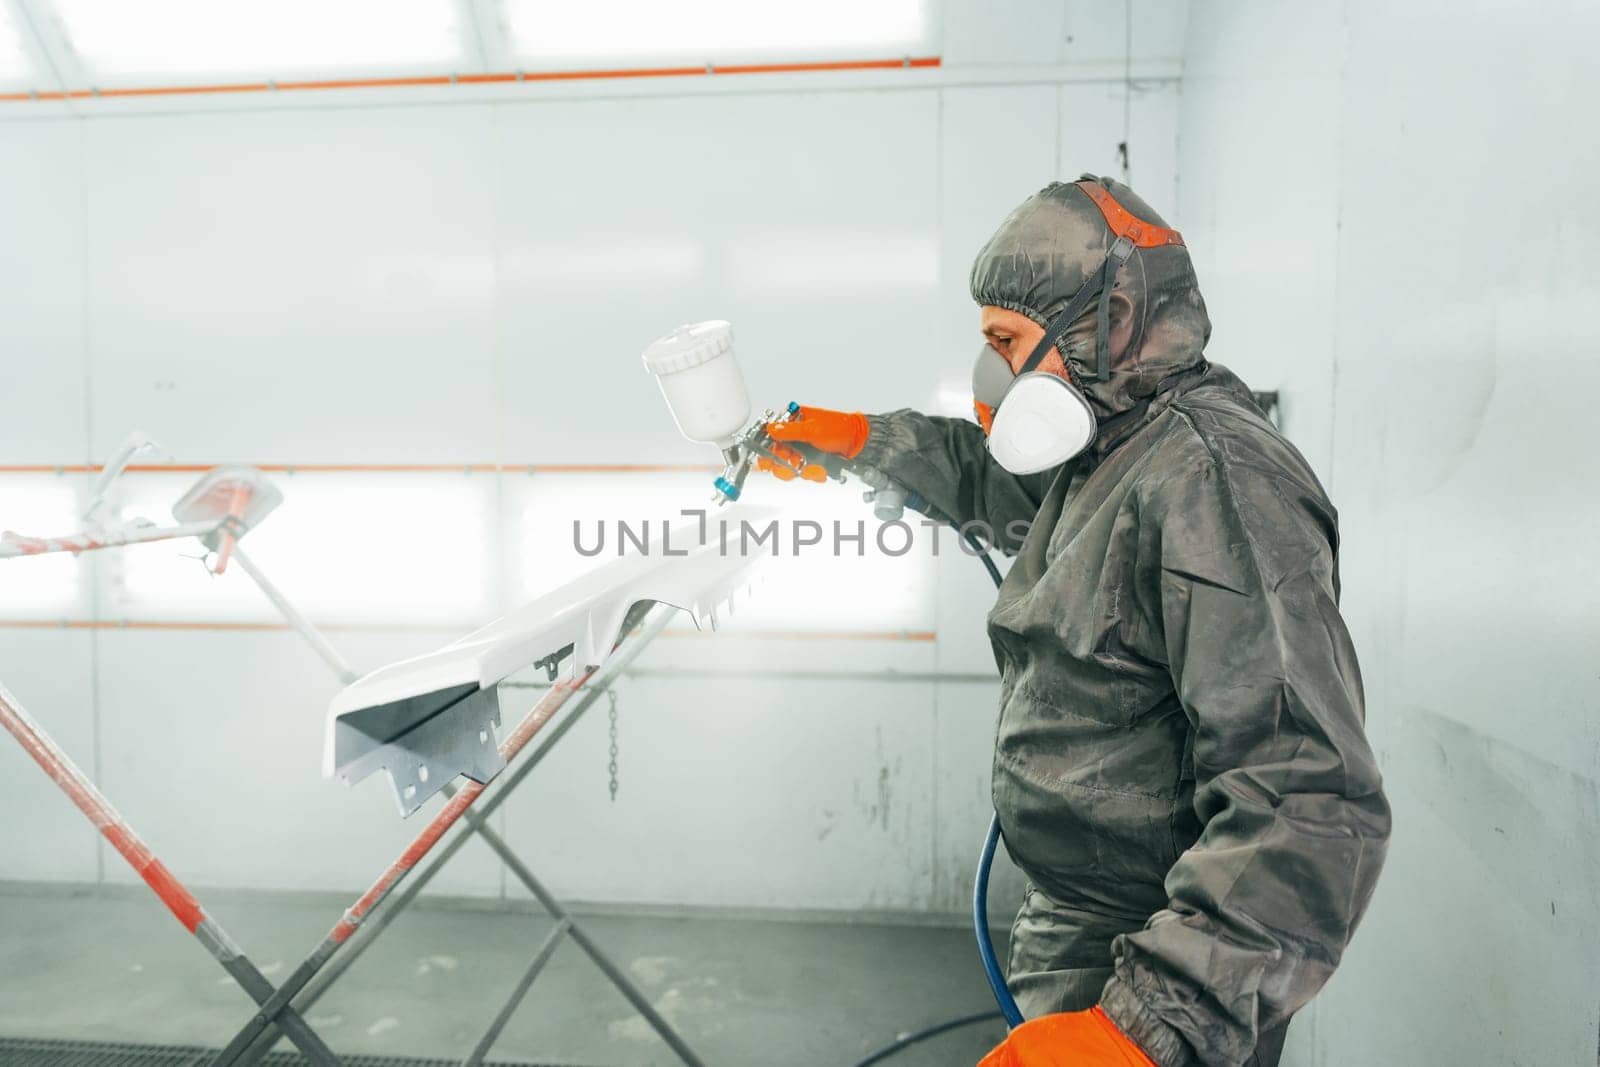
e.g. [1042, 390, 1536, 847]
[1021, 180, 1185, 382]
[1078, 181, 1185, 250]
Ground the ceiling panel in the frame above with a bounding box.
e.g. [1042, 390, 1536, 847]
[0, 3, 34, 83]
[49, 0, 468, 83]
[498, 0, 932, 66]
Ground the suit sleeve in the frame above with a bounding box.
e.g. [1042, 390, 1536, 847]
[1098, 454, 1392, 1067]
[853, 408, 1054, 554]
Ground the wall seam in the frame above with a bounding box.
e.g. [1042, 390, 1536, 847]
[929, 82, 944, 912]
[1326, 0, 1351, 496]
[1123, 0, 1134, 185]
[1315, 14, 1355, 1062]
[76, 113, 105, 886]
[488, 99, 510, 904]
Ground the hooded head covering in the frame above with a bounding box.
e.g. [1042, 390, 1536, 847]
[969, 176, 1211, 431]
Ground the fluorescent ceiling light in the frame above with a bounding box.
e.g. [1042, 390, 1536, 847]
[53, 0, 466, 80]
[500, 0, 927, 63]
[0, 5, 31, 82]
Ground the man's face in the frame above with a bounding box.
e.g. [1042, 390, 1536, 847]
[980, 305, 1070, 380]
[973, 305, 1073, 435]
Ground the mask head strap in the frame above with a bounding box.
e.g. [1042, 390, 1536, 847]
[1017, 181, 1185, 382]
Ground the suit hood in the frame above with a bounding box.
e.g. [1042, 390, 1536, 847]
[969, 177, 1212, 440]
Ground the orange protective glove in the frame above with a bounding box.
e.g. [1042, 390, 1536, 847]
[755, 406, 870, 483]
[979, 1007, 1158, 1067]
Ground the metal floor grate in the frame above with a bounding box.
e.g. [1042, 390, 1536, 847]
[0, 1037, 586, 1067]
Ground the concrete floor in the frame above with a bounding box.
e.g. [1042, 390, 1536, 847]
[0, 884, 1008, 1066]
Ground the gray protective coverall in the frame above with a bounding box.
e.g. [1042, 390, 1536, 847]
[850, 180, 1391, 1066]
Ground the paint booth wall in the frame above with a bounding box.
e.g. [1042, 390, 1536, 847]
[1178, 2, 1600, 1065]
[0, 2, 1189, 918]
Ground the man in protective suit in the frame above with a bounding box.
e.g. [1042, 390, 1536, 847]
[760, 177, 1391, 1066]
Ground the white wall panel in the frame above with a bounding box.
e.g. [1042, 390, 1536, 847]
[1056, 80, 1179, 215]
[501, 635, 940, 910]
[942, 0, 1070, 68]
[491, 89, 941, 467]
[942, 0, 1188, 73]
[83, 106, 499, 464]
[1180, 1, 1600, 1063]
[1175, 3, 1344, 475]
[0, 122, 87, 462]
[1323, 3, 1600, 1063]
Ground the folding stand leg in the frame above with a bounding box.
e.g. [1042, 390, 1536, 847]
[0, 682, 341, 1067]
[444, 789, 708, 1067]
[462, 917, 571, 1067]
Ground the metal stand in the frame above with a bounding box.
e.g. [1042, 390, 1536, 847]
[214, 604, 705, 1067]
[3, 604, 703, 1066]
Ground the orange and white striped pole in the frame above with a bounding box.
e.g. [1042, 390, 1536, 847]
[0, 681, 342, 1065]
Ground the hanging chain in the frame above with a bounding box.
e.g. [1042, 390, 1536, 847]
[606, 689, 620, 802]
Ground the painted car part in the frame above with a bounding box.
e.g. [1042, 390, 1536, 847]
[324, 508, 773, 817]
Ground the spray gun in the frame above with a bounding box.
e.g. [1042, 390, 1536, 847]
[644, 321, 818, 505]
[707, 400, 805, 505]
[644, 320, 921, 514]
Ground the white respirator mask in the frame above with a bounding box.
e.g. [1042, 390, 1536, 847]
[970, 179, 1188, 476]
[972, 344, 1096, 475]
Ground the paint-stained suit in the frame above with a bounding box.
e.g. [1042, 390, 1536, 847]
[851, 180, 1391, 1066]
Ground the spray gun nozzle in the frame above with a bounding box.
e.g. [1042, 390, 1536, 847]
[709, 405, 810, 504]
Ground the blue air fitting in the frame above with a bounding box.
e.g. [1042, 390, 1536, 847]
[713, 475, 741, 502]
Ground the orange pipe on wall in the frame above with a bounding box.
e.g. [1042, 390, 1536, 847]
[0, 56, 940, 105]
[0, 463, 719, 474]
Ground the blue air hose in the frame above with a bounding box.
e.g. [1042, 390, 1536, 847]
[959, 527, 1023, 1029]
[975, 812, 1026, 1028]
